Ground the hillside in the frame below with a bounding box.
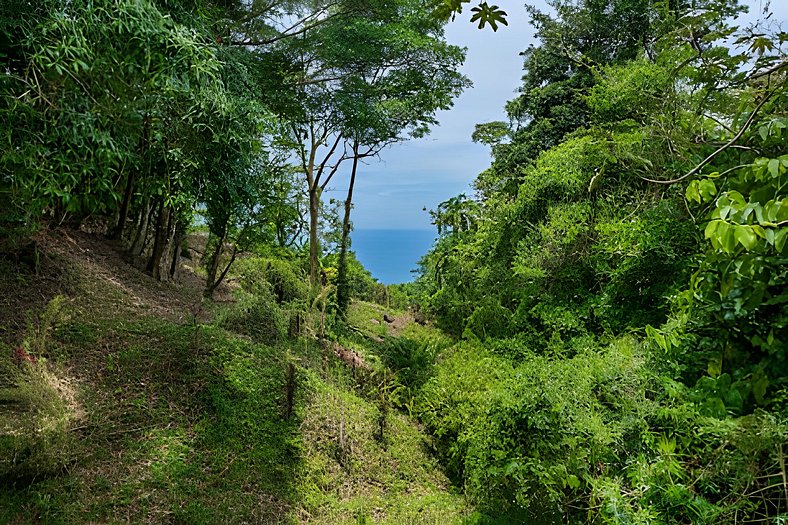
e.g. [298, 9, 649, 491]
[1, 0, 786, 523]
[0, 229, 469, 524]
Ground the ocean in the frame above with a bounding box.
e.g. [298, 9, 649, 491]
[351, 229, 436, 284]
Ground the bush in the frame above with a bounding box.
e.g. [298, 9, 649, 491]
[415, 343, 514, 482]
[322, 251, 381, 304]
[217, 292, 288, 345]
[234, 257, 308, 304]
[464, 300, 512, 341]
[378, 336, 442, 392]
[415, 337, 658, 520]
[463, 341, 649, 514]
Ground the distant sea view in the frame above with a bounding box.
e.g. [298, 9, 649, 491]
[352, 229, 436, 284]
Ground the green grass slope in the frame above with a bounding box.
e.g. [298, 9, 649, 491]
[0, 230, 469, 524]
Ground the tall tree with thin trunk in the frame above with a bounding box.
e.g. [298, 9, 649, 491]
[330, 19, 470, 315]
[282, 0, 469, 287]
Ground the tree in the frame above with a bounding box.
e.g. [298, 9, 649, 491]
[331, 22, 469, 314]
[266, 0, 469, 288]
[473, 0, 674, 199]
[0, 0, 226, 279]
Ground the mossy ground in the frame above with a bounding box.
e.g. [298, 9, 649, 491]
[0, 229, 470, 524]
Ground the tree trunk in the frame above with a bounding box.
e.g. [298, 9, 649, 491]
[131, 199, 153, 257]
[161, 213, 177, 281]
[206, 244, 237, 299]
[169, 224, 185, 281]
[110, 172, 135, 241]
[114, 116, 149, 241]
[336, 146, 360, 318]
[308, 185, 321, 287]
[158, 207, 175, 281]
[204, 225, 227, 298]
[146, 201, 170, 280]
[128, 197, 146, 247]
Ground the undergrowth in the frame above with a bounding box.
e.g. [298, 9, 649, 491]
[0, 253, 472, 524]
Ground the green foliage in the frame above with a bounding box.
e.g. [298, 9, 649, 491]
[415, 343, 511, 480]
[471, 121, 510, 147]
[1, 0, 787, 522]
[592, 199, 697, 330]
[323, 251, 381, 304]
[407, 1, 788, 522]
[376, 334, 450, 393]
[217, 292, 288, 345]
[463, 299, 512, 341]
[587, 60, 673, 125]
[234, 256, 309, 304]
[677, 97, 788, 407]
[0, 0, 223, 235]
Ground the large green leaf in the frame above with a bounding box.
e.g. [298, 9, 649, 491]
[734, 225, 757, 250]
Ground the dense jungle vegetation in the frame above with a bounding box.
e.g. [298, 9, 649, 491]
[1, 0, 786, 523]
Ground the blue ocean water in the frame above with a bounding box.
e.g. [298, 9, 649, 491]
[352, 229, 436, 284]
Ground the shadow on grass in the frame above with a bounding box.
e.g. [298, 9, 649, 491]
[1, 317, 306, 524]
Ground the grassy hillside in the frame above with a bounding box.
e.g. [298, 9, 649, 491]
[0, 229, 468, 524]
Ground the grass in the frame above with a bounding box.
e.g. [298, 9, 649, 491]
[2, 314, 302, 524]
[297, 368, 467, 524]
[345, 301, 394, 339]
[0, 240, 471, 524]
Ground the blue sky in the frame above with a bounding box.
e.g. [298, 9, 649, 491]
[326, 0, 788, 232]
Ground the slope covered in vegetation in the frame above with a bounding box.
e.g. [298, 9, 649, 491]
[0, 230, 469, 524]
[402, 0, 788, 522]
[1, 0, 787, 523]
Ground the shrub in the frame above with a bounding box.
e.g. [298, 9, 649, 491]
[463, 300, 512, 341]
[378, 336, 441, 392]
[462, 342, 649, 514]
[415, 343, 514, 482]
[234, 257, 308, 304]
[217, 292, 288, 345]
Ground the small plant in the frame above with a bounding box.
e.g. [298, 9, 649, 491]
[25, 294, 68, 359]
[234, 257, 308, 304]
[0, 297, 80, 479]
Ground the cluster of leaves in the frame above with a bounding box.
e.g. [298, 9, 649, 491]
[408, 0, 788, 521]
[410, 337, 787, 523]
[0, 0, 468, 312]
[0, 0, 298, 290]
[676, 93, 788, 411]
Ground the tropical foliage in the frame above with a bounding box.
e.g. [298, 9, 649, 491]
[1, 0, 787, 523]
[405, 0, 788, 521]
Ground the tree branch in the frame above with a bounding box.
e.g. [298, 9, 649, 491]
[641, 90, 774, 185]
[319, 155, 351, 191]
[228, 5, 344, 47]
[749, 60, 788, 81]
[314, 134, 343, 187]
